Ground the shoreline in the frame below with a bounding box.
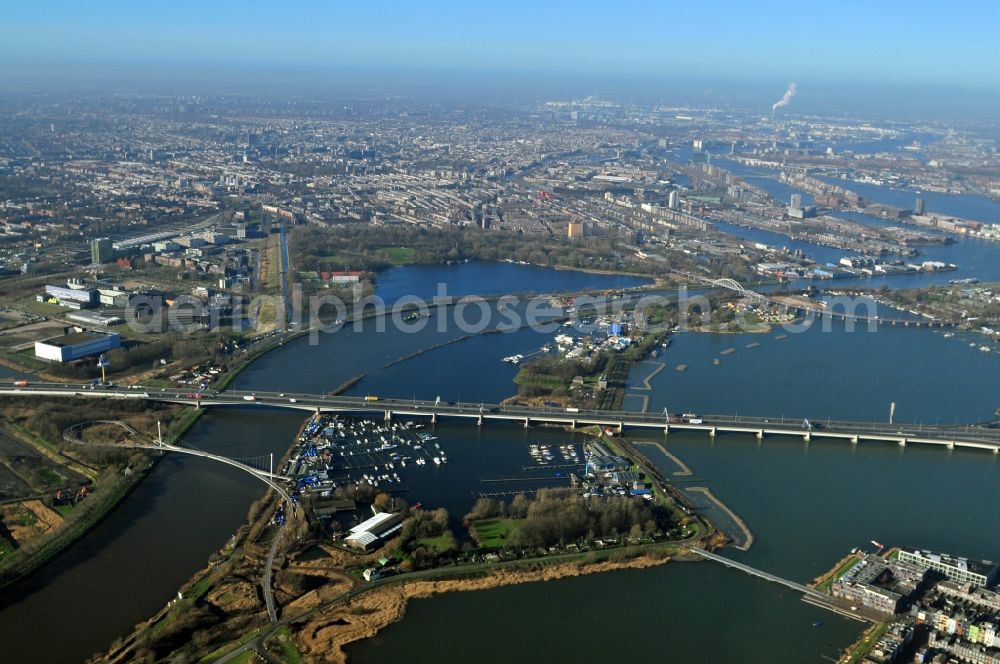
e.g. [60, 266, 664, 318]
[302, 547, 686, 663]
[683, 486, 754, 551]
[0, 406, 203, 593]
[629, 360, 665, 391]
[633, 440, 693, 477]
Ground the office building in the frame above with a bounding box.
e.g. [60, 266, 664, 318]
[915, 197, 927, 215]
[90, 237, 114, 264]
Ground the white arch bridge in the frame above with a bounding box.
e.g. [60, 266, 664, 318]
[62, 420, 293, 624]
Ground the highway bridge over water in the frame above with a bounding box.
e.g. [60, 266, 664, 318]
[6, 383, 1000, 454]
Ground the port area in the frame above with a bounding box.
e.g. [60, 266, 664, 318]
[287, 414, 448, 496]
[95, 417, 720, 663]
[809, 545, 1000, 664]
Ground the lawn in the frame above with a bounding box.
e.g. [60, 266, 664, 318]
[53, 503, 76, 518]
[816, 554, 861, 591]
[417, 533, 455, 552]
[471, 518, 522, 549]
[513, 372, 568, 391]
[378, 246, 415, 265]
[268, 626, 303, 664]
[843, 622, 888, 664]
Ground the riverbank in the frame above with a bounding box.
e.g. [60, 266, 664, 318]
[304, 546, 684, 664]
[633, 440, 693, 477]
[0, 404, 203, 593]
[684, 486, 754, 551]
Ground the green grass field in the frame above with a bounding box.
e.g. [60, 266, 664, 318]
[513, 373, 568, 390]
[379, 246, 415, 265]
[816, 554, 862, 592]
[471, 518, 523, 549]
[417, 533, 455, 552]
[843, 622, 888, 664]
[268, 626, 304, 664]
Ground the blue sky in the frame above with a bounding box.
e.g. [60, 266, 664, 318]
[2, 1, 998, 89]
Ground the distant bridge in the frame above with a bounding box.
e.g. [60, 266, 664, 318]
[10, 383, 1000, 455]
[666, 269, 954, 328]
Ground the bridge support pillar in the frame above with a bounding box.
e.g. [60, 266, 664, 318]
[803, 432, 811, 442]
[850, 435, 859, 444]
[898, 437, 907, 447]
[477, 414, 483, 426]
[664, 424, 670, 435]
[947, 441, 955, 450]
[384, 410, 392, 422]
[524, 417, 530, 429]
[709, 427, 716, 438]
[571, 419, 577, 429]
[316, 406, 322, 417]
[618, 422, 624, 433]
[431, 412, 437, 424]
[756, 430, 764, 440]
[195, 400, 201, 409]
[994, 447, 999, 455]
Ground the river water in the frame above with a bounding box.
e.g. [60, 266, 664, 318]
[1, 255, 998, 662]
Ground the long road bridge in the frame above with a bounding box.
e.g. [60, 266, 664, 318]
[6, 382, 1000, 454]
[62, 420, 293, 624]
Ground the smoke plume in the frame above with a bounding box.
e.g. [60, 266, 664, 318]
[772, 83, 797, 111]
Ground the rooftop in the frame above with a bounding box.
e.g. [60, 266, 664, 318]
[901, 547, 998, 578]
[41, 331, 119, 348]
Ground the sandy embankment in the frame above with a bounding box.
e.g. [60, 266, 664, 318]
[296, 553, 678, 663]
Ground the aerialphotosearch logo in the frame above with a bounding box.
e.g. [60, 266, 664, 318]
[124, 277, 882, 343]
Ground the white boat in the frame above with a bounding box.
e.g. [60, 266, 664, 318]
[433, 457, 441, 465]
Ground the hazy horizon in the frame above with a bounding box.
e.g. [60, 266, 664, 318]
[3, 1, 1000, 120]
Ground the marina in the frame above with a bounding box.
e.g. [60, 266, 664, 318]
[285, 415, 449, 496]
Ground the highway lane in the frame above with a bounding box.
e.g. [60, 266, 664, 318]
[3, 381, 1000, 449]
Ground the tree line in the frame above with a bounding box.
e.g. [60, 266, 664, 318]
[466, 489, 670, 550]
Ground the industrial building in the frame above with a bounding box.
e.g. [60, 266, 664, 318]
[344, 511, 405, 550]
[65, 311, 124, 327]
[44, 284, 97, 307]
[34, 331, 121, 363]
